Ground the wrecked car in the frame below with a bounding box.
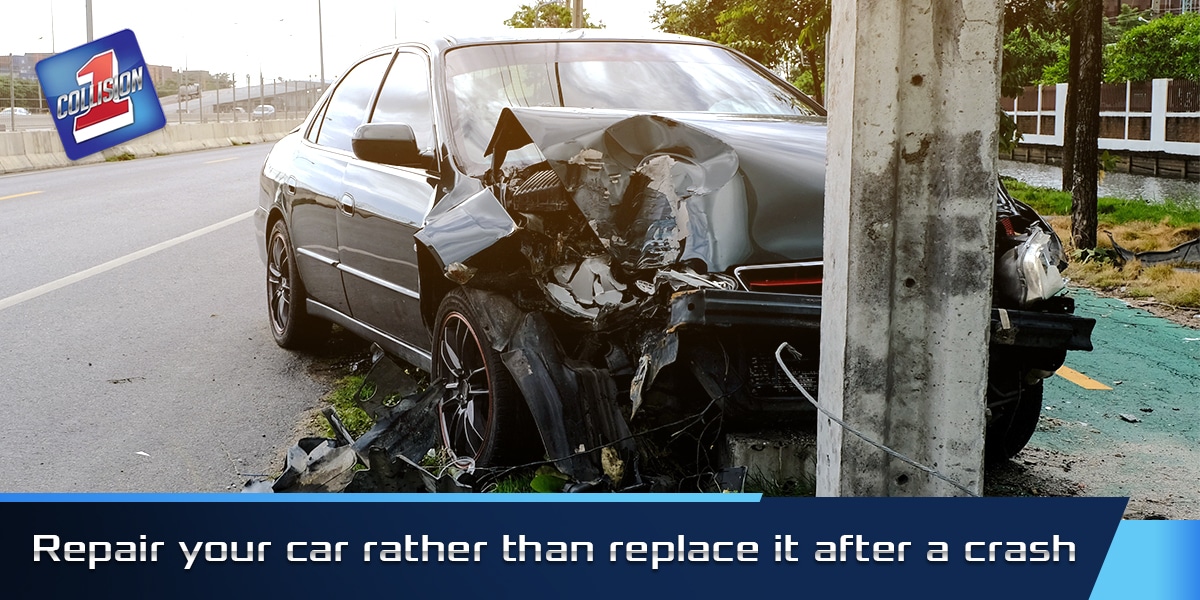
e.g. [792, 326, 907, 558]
[255, 31, 1094, 487]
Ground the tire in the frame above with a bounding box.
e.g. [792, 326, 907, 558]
[433, 288, 535, 468]
[266, 219, 330, 349]
[984, 366, 1044, 464]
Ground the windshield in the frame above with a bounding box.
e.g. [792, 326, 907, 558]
[443, 41, 822, 173]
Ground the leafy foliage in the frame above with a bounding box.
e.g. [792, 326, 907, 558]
[0, 76, 46, 110]
[505, 2, 601, 28]
[1002, 27, 1065, 94]
[652, 0, 727, 38]
[652, 0, 828, 102]
[529, 466, 570, 492]
[1106, 12, 1200, 82]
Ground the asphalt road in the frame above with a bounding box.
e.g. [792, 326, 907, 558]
[0, 144, 328, 492]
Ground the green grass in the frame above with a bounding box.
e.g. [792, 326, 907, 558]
[322, 374, 374, 439]
[489, 472, 536, 493]
[1001, 178, 1200, 227]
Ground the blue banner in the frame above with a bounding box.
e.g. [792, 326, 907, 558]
[0, 495, 1140, 599]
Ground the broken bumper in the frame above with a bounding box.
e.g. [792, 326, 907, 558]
[668, 288, 1093, 351]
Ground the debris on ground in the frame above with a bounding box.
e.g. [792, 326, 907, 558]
[1107, 231, 1200, 268]
[246, 347, 747, 493]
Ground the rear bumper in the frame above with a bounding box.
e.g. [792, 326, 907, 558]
[667, 288, 1095, 351]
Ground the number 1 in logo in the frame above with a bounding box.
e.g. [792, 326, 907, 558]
[74, 50, 134, 143]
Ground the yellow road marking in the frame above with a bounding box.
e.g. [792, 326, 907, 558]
[0, 190, 43, 201]
[1055, 366, 1112, 390]
[203, 157, 239, 164]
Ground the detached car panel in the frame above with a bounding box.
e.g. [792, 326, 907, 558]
[256, 31, 1094, 484]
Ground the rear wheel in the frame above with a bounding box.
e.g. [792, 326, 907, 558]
[433, 289, 535, 468]
[985, 365, 1044, 464]
[266, 220, 330, 349]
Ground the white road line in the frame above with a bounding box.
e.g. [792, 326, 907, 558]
[0, 211, 254, 313]
[203, 157, 240, 164]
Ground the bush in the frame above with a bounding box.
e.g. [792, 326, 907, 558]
[1106, 13, 1200, 82]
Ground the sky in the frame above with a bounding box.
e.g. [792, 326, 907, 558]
[0, 0, 663, 82]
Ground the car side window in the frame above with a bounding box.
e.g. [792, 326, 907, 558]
[313, 53, 391, 152]
[305, 98, 329, 143]
[371, 51, 435, 154]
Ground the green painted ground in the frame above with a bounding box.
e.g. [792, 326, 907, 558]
[1034, 288, 1200, 500]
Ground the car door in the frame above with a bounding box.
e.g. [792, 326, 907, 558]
[288, 53, 392, 316]
[338, 50, 438, 360]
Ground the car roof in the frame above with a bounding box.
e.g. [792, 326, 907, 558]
[364, 28, 723, 55]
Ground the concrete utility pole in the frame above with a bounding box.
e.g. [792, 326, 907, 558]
[818, 0, 1004, 496]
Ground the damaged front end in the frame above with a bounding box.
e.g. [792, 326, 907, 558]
[409, 107, 829, 485]
[395, 109, 1094, 486]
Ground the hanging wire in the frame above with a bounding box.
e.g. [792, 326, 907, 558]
[774, 342, 979, 497]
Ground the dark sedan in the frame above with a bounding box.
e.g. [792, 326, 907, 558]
[256, 31, 1093, 482]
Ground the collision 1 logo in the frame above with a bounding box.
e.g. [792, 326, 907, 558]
[36, 29, 166, 161]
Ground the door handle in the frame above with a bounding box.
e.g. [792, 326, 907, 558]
[339, 193, 355, 216]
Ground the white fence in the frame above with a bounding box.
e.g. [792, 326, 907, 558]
[1002, 79, 1200, 157]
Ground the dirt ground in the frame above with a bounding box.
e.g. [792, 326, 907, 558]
[1111, 296, 1200, 331]
[985, 445, 1195, 519]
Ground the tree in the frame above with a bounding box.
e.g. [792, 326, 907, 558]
[0, 76, 46, 111]
[652, 0, 829, 103]
[1106, 12, 1200, 82]
[652, 0, 728, 38]
[1001, 27, 1063, 95]
[1068, 0, 1103, 251]
[1000, 0, 1067, 95]
[505, 2, 600, 28]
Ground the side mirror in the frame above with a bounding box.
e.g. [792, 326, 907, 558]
[351, 123, 422, 167]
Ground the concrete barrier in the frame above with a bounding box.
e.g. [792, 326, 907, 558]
[0, 119, 303, 175]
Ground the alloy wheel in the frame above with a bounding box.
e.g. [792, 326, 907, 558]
[436, 312, 494, 463]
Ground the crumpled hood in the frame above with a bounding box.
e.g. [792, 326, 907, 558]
[486, 107, 827, 273]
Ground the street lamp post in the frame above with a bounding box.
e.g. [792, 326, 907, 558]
[199, 72, 205, 123]
[318, 0, 325, 94]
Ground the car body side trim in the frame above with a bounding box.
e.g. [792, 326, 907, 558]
[336, 263, 421, 299]
[295, 247, 338, 267]
[306, 299, 433, 371]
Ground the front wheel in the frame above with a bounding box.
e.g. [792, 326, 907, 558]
[985, 366, 1044, 464]
[433, 289, 536, 468]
